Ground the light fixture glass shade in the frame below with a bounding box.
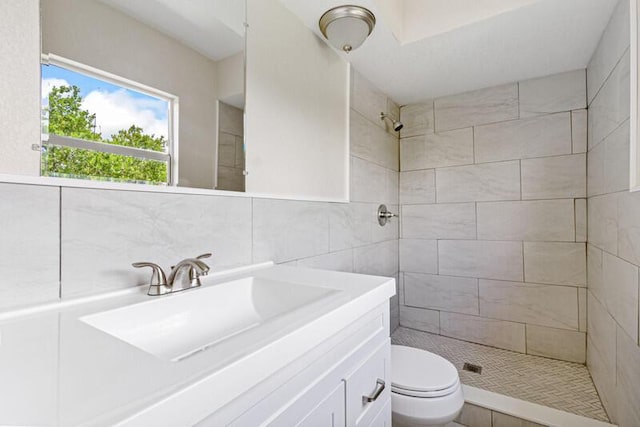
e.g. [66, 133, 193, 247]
[319, 6, 376, 53]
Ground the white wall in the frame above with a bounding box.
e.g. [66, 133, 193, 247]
[0, 0, 41, 175]
[41, 0, 219, 189]
[245, 0, 350, 201]
[216, 52, 245, 108]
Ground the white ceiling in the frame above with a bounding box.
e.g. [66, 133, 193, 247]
[97, 0, 619, 105]
[282, 0, 619, 104]
[98, 0, 245, 61]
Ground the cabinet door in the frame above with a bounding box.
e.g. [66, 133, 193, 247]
[368, 398, 391, 427]
[344, 342, 390, 427]
[269, 382, 345, 427]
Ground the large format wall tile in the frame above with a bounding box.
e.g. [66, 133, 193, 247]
[521, 154, 586, 200]
[588, 192, 619, 253]
[603, 120, 630, 194]
[399, 239, 437, 274]
[477, 200, 575, 242]
[400, 128, 473, 170]
[438, 240, 523, 281]
[62, 188, 253, 297]
[588, 51, 630, 149]
[436, 161, 521, 203]
[587, 244, 605, 303]
[253, 198, 328, 264]
[575, 198, 587, 242]
[589, 121, 631, 197]
[351, 70, 388, 129]
[618, 190, 640, 265]
[572, 109, 588, 153]
[588, 139, 605, 197]
[353, 240, 398, 277]
[474, 113, 572, 163]
[351, 109, 399, 171]
[616, 326, 640, 427]
[601, 252, 639, 341]
[524, 242, 586, 286]
[519, 70, 586, 118]
[400, 305, 440, 333]
[526, 325, 586, 363]
[434, 84, 518, 131]
[404, 273, 479, 315]
[296, 249, 353, 273]
[587, 292, 617, 413]
[587, 0, 630, 104]
[401, 203, 476, 239]
[0, 183, 60, 309]
[399, 170, 435, 204]
[350, 156, 396, 203]
[399, 102, 434, 138]
[439, 311, 526, 353]
[479, 280, 579, 330]
[328, 202, 372, 252]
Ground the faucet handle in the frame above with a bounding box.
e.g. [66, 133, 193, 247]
[196, 253, 212, 260]
[132, 262, 168, 286]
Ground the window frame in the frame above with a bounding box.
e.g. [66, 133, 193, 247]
[40, 54, 179, 186]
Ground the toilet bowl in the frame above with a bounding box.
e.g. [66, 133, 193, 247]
[391, 345, 464, 427]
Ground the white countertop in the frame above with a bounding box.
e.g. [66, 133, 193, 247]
[0, 263, 395, 426]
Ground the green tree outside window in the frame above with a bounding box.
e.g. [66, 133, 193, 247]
[42, 85, 169, 184]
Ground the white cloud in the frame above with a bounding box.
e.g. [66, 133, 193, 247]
[82, 89, 169, 140]
[42, 78, 70, 100]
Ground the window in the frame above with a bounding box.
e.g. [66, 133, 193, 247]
[40, 55, 177, 185]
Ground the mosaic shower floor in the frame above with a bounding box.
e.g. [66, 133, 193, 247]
[391, 327, 609, 423]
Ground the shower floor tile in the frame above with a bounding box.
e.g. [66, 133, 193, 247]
[391, 327, 609, 423]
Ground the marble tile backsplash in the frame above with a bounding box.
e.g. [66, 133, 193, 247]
[0, 183, 59, 310]
[399, 68, 588, 364]
[0, 69, 401, 331]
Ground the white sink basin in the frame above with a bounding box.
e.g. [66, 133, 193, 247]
[80, 277, 339, 361]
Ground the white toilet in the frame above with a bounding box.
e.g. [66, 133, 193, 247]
[391, 345, 464, 427]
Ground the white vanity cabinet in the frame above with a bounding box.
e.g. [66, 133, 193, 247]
[197, 302, 392, 427]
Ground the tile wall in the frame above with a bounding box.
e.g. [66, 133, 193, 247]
[0, 70, 401, 329]
[398, 69, 588, 363]
[585, 0, 640, 425]
[216, 102, 246, 192]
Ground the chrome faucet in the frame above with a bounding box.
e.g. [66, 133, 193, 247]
[132, 253, 211, 296]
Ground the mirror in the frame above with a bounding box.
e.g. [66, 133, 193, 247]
[0, 0, 350, 201]
[39, 0, 246, 191]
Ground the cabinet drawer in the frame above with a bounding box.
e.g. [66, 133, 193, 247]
[270, 382, 345, 427]
[344, 341, 390, 427]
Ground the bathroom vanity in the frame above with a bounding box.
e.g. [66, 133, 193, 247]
[0, 263, 395, 426]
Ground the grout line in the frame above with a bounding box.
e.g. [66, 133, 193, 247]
[472, 126, 476, 164]
[522, 240, 526, 282]
[436, 239, 440, 275]
[517, 82, 521, 119]
[475, 202, 478, 240]
[570, 109, 575, 153]
[519, 159, 523, 201]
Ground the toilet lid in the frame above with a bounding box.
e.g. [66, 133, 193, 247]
[391, 345, 459, 395]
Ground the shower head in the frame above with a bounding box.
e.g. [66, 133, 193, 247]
[380, 112, 404, 132]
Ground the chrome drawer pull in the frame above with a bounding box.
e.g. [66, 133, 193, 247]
[363, 379, 386, 403]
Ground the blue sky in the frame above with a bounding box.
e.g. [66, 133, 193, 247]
[42, 64, 169, 139]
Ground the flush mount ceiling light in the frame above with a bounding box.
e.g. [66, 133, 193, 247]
[319, 5, 376, 53]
